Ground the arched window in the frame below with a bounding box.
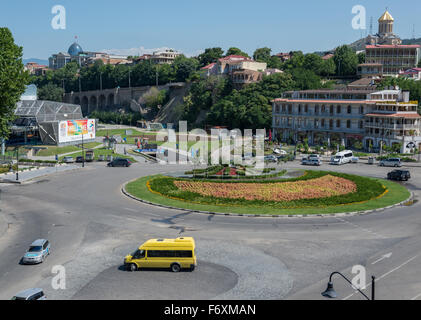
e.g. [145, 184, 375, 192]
[347, 105, 352, 114]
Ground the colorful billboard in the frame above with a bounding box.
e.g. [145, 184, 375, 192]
[58, 119, 96, 143]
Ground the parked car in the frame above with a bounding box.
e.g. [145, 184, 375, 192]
[75, 156, 84, 163]
[22, 239, 50, 264]
[62, 156, 74, 163]
[264, 155, 278, 163]
[11, 288, 46, 300]
[387, 170, 411, 181]
[107, 158, 132, 167]
[98, 155, 106, 161]
[368, 157, 375, 165]
[380, 158, 402, 167]
[302, 157, 321, 166]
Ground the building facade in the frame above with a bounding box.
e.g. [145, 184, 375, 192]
[272, 88, 421, 153]
[150, 49, 181, 64]
[360, 10, 421, 77]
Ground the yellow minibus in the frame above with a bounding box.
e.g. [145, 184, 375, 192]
[124, 237, 197, 272]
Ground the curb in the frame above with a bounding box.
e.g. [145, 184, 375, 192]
[121, 180, 415, 219]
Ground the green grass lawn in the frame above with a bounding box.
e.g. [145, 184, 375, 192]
[35, 142, 102, 157]
[125, 174, 410, 215]
[59, 147, 136, 162]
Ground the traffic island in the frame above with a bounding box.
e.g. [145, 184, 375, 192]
[122, 170, 412, 217]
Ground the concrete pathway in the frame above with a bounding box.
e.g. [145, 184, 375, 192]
[0, 164, 80, 183]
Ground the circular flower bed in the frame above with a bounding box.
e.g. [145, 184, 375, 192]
[173, 175, 356, 202]
[145, 171, 388, 209]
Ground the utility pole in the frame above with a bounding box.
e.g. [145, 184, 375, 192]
[100, 73, 103, 91]
[79, 76, 82, 92]
[15, 147, 19, 181]
[82, 132, 85, 168]
[128, 67, 131, 88]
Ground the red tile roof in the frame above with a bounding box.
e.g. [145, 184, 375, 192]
[201, 63, 216, 70]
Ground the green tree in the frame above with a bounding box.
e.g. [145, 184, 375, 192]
[289, 68, 322, 90]
[0, 28, 29, 140]
[357, 52, 366, 64]
[333, 45, 358, 76]
[172, 55, 199, 82]
[303, 53, 324, 75]
[198, 47, 224, 66]
[37, 83, 64, 102]
[319, 58, 336, 76]
[253, 47, 272, 63]
[225, 47, 250, 58]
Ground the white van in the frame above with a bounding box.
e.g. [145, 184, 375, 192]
[330, 150, 353, 165]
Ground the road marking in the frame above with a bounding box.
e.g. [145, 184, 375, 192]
[371, 252, 392, 265]
[411, 293, 421, 300]
[124, 207, 137, 212]
[343, 255, 419, 300]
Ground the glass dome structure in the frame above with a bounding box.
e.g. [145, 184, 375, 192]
[68, 42, 83, 56]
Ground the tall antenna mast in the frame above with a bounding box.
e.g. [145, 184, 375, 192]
[412, 24, 416, 39]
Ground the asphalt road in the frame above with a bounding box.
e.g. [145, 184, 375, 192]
[0, 160, 421, 300]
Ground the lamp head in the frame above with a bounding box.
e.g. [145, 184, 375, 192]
[321, 282, 337, 299]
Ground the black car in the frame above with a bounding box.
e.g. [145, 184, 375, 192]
[387, 170, 411, 181]
[107, 158, 132, 167]
[75, 156, 84, 163]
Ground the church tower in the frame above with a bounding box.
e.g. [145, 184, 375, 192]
[378, 10, 394, 36]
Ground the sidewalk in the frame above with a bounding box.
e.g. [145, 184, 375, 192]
[0, 164, 80, 184]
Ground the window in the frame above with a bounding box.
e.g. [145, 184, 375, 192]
[305, 105, 308, 113]
[360, 106, 364, 114]
[336, 120, 341, 128]
[147, 250, 193, 258]
[347, 120, 351, 129]
[337, 105, 341, 114]
[347, 106, 352, 114]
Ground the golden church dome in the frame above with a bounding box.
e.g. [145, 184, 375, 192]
[378, 11, 394, 22]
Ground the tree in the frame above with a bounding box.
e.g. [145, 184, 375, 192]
[172, 55, 199, 82]
[198, 47, 224, 66]
[225, 47, 250, 58]
[319, 58, 336, 76]
[0, 28, 29, 140]
[289, 68, 323, 90]
[303, 53, 324, 75]
[357, 52, 366, 64]
[37, 83, 64, 102]
[333, 45, 358, 76]
[253, 47, 272, 63]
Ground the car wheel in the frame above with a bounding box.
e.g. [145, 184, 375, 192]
[190, 265, 195, 272]
[129, 263, 137, 272]
[171, 263, 181, 273]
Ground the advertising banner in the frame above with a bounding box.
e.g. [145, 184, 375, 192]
[58, 119, 96, 143]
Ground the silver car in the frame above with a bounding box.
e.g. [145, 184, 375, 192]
[22, 239, 50, 264]
[12, 288, 46, 300]
[62, 156, 74, 163]
[380, 158, 402, 167]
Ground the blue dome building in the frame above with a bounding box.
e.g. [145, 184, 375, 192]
[68, 42, 83, 56]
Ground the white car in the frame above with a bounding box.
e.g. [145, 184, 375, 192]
[62, 156, 74, 163]
[12, 288, 46, 300]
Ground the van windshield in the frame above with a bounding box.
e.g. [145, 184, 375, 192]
[335, 156, 342, 160]
[28, 246, 42, 252]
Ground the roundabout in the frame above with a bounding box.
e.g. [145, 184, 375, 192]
[124, 169, 411, 216]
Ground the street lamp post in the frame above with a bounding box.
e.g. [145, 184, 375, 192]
[81, 133, 85, 168]
[322, 271, 376, 300]
[15, 147, 19, 181]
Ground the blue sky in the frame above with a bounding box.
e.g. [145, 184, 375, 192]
[2, 0, 420, 60]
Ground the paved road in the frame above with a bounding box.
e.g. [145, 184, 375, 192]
[0, 160, 420, 300]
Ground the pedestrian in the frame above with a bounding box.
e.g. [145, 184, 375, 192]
[124, 147, 127, 155]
